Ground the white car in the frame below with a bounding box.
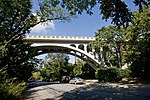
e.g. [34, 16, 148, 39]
[69, 77, 84, 84]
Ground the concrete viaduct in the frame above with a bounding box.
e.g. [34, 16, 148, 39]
[24, 35, 102, 69]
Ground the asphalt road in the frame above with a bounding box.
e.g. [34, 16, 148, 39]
[24, 83, 85, 100]
[24, 83, 150, 100]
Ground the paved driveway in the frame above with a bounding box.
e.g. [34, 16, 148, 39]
[24, 83, 150, 100]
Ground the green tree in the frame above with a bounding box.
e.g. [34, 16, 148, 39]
[40, 53, 70, 81]
[43, 0, 149, 26]
[82, 63, 96, 79]
[73, 59, 85, 76]
[125, 5, 150, 80]
[0, 0, 38, 81]
[91, 26, 126, 68]
[0, 0, 72, 81]
[32, 72, 41, 79]
[92, 4, 150, 80]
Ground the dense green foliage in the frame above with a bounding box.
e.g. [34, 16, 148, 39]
[125, 5, 150, 80]
[38, 55, 96, 80]
[81, 63, 96, 79]
[0, 0, 38, 97]
[0, 0, 38, 81]
[0, 0, 72, 99]
[39, 53, 71, 81]
[73, 59, 85, 76]
[91, 26, 125, 68]
[0, 79, 26, 100]
[96, 67, 131, 82]
[0, 0, 73, 81]
[93, 5, 150, 80]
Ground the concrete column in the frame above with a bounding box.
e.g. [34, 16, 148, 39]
[75, 44, 79, 49]
[84, 44, 88, 52]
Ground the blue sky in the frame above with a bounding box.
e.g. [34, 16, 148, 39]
[30, 0, 138, 37]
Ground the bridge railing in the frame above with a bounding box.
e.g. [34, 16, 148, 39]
[25, 35, 95, 40]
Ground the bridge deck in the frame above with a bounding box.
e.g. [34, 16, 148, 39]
[25, 35, 95, 43]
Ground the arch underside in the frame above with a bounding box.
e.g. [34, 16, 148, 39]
[33, 44, 101, 70]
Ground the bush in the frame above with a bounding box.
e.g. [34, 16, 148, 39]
[96, 67, 131, 82]
[119, 69, 131, 78]
[0, 78, 26, 100]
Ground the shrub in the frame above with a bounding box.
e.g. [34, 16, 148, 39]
[0, 78, 26, 100]
[119, 69, 131, 78]
[96, 67, 131, 82]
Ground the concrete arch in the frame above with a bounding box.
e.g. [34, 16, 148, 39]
[78, 44, 84, 51]
[70, 44, 76, 48]
[87, 44, 92, 53]
[32, 43, 101, 69]
[36, 50, 97, 70]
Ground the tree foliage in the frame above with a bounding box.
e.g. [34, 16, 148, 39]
[0, 78, 26, 100]
[82, 63, 96, 79]
[73, 59, 85, 76]
[0, 0, 38, 81]
[0, 0, 72, 81]
[96, 67, 131, 82]
[40, 53, 70, 81]
[46, 0, 150, 26]
[91, 26, 126, 68]
[93, 4, 150, 80]
[125, 5, 150, 80]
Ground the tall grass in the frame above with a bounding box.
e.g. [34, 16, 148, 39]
[0, 78, 26, 100]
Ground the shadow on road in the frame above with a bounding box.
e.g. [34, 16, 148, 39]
[24, 83, 150, 100]
[24, 82, 60, 99]
[60, 83, 150, 100]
